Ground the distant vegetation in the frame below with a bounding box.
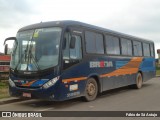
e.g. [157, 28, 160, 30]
[156, 65, 160, 76]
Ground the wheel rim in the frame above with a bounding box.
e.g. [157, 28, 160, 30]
[87, 82, 96, 96]
[137, 74, 142, 88]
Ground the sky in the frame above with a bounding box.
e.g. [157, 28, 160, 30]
[0, 0, 160, 58]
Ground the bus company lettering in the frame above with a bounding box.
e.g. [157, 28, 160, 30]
[90, 61, 113, 68]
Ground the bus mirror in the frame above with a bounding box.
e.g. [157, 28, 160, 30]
[4, 44, 8, 55]
[4, 37, 17, 45]
[70, 36, 76, 49]
[4, 37, 17, 55]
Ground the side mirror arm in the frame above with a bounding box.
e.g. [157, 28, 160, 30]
[4, 37, 17, 45]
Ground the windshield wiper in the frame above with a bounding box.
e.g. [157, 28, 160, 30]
[27, 48, 41, 71]
[15, 39, 41, 71]
[24, 38, 41, 71]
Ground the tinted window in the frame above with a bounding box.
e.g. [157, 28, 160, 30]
[143, 43, 150, 56]
[121, 38, 132, 56]
[96, 34, 104, 54]
[70, 35, 82, 59]
[105, 35, 120, 55]
[85, 31, 104, 54]
[133, 41, 142, 56]
[150, 43, 154, 57]
[63, 33, 82, 59]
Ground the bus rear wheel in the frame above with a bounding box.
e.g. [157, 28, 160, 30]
[83, 78, 98, 102]
[134, 73, 143, 89]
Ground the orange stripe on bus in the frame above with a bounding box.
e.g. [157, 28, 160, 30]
[62, 57, 143, 83]
[100, 57, 143, 77]
[62, 77, 87, 83]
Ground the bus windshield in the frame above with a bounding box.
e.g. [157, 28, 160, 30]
[10, 27, 62, 71]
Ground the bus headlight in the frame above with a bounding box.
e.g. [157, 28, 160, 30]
[9, 78, 16, 87]
[43, 76, 59, 89]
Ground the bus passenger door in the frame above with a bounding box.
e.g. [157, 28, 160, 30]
[62, 33, 82, 70]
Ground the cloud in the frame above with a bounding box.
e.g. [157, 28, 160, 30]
[0, 0, 36, 28]
[91, 0, 160, 51]
[0, 0, 37, 52]
[0, 0, 160, 57]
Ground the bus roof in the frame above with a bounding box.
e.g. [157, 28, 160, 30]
[19, 20, 154, 43]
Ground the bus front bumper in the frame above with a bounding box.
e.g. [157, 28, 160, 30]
[9, 85, 60, 101]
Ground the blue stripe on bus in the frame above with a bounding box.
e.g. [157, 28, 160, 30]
[116, 61, 129, 69]
[140, 58, 155, 72]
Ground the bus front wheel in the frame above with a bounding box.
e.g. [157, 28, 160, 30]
[83, 78, 98, 102]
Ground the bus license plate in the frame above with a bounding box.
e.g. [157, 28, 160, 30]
[23, 92, 31, 98]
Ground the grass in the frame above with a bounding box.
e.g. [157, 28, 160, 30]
[0, 81, 10, 99]
[156, 66, 160, 76]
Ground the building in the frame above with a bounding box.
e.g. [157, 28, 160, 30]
[0, 55, 11, 80]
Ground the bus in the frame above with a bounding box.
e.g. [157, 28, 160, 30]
[4, 20, 156, 101]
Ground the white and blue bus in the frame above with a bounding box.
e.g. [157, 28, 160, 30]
[4, 21, 155, 101]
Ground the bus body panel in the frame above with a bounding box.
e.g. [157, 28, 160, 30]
[140, 57, 156, 81]
[9, 55, 155, 101]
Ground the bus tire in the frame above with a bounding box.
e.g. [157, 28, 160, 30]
[134, 73, 143, 89]
[83, 78, 98, 102]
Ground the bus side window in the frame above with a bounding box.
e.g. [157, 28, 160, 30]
[70, 35, 82, 59]
[105, 35, 120, 55]
[63, 33, 82, 70]
[143, 43, 150, 57]
[133, 41, 142, 56]
[150, 43, 154, 57]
